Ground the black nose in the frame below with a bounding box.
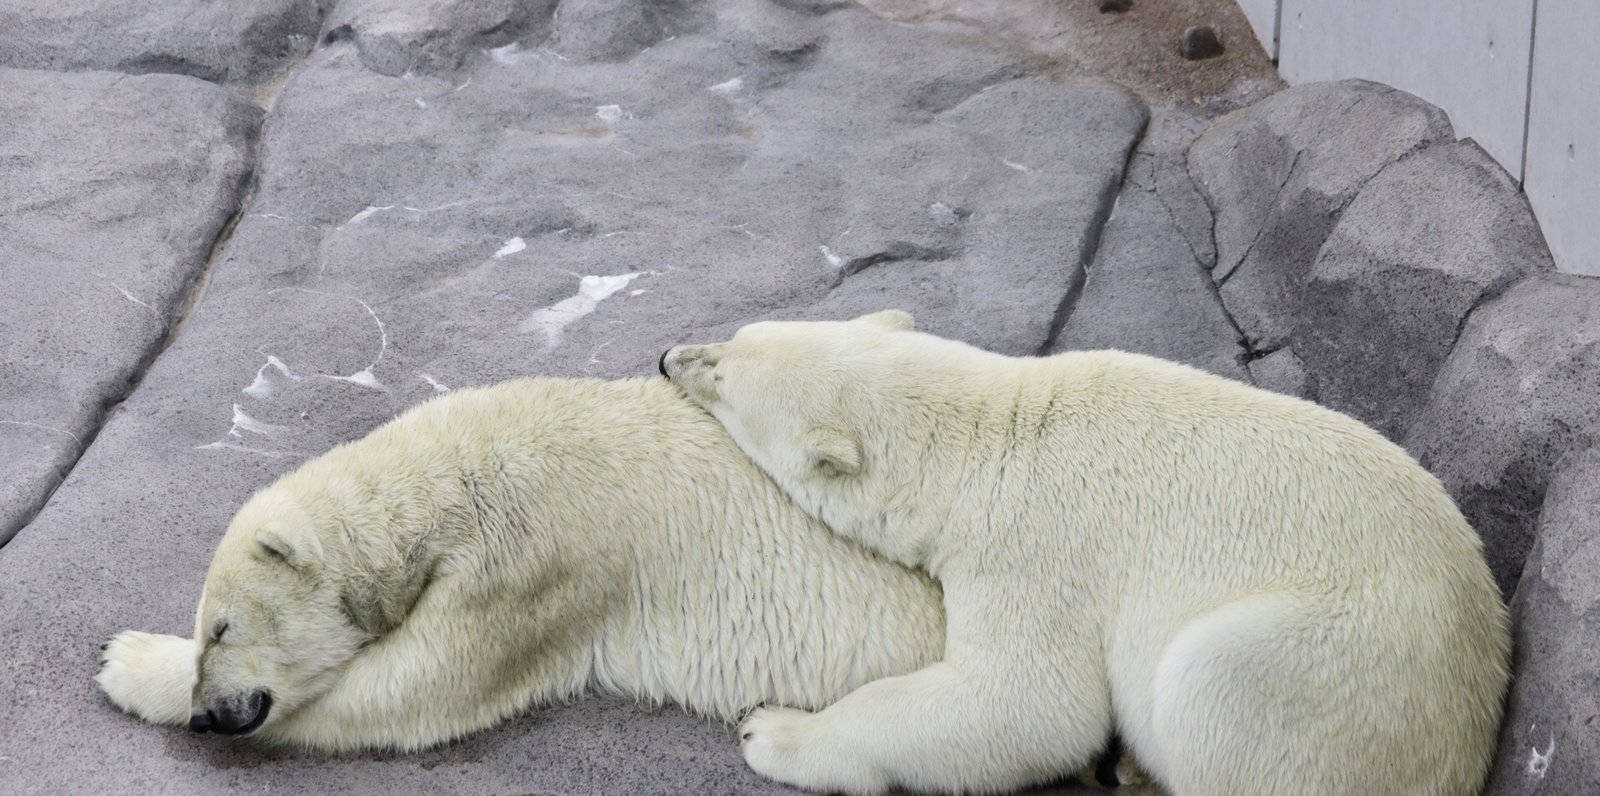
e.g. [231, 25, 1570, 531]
[196, 690, 274, 735]
[658, 349, 671, 378]
[189, 709, 214, 733]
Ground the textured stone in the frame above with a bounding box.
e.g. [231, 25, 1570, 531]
[1180, 26, 1224, 60]
[0, 1, 1142, 792]
[1487, 451, 1600, 795]
[0, 1, 331, 85]
[0, 69, 259, 546]
[1246, 347, 1311, 399]
[1053, 109, 1248, 382]
[1406, 273, 1600, 596]
[323, 0, 557, 77]
[1293, 140, 1552, 441]
[1188, 79, 1455, 352]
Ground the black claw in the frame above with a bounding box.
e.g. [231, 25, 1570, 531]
[100, 641, 110, 651]
[742, 732, 754, 741]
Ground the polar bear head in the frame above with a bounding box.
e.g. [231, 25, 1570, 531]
[188, 488, 375, 735]
[661, 310, 952, 566]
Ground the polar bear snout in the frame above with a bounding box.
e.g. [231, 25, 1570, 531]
[659, 345, 722, 399]
[189, 689, 272, 736]
[659, 344, 712, 377]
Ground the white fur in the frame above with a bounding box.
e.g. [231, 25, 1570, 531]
[97, 377, 947, 752]
[664, 312, 1512, 796]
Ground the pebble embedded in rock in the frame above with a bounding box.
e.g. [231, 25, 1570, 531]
[1181, 26, 1224, 60]
[1098, 0, 1132, 13]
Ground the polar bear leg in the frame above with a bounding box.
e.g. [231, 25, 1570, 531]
[1147, 592, 1363, 795]
[740, 660, 1111, 794]
[97, 631, 198, 726]
[258, 573, 599, 752]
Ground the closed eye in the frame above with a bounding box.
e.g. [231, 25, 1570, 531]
[212, 621, 229, 643]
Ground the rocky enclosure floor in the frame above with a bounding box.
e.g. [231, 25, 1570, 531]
[1, 1, 1595, 795]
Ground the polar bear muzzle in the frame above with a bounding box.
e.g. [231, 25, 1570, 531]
[189, 689, 272, 735]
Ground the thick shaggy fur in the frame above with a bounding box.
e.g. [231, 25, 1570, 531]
[663, 311, 1511, 796]
[97, 377, 945, 752]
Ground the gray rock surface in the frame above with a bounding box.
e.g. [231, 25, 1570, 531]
[1053, 108, 1249, 382]
[1293, 140, 1552, 440]
[0, 69, 259, 546]
[0, 1, 1145, 793]
[0, 1, 332, 86]
[1246, 346, 1311, 399]
[325, 0, 557, 77]
[1487, 450, 1600, 795]
[1188, 79, 1454, 353]
[1406, 273, 1600, 596]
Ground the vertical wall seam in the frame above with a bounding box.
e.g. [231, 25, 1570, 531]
[1271, 0, 1284, 65]
[1518, 0, 1540, 187]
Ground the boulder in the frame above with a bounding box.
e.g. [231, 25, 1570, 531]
[1293, 140, 1551, 441]
[323, 0, 558, 77]
[1406, 273, 1600, 596]
[1487, 450, 1600, 794]
[1188, 80, 1454, 353]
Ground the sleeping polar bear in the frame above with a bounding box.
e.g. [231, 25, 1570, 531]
[662, 311, 1511, 796]
[96, 377, 946, 752]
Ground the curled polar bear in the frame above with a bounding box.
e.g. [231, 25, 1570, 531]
[662, 311, 1511, 796]
[97, 377, 945, 752]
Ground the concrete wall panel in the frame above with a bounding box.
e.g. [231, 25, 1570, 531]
[1524, 0, 1600, 276]
[1277, 0, 1534, 178]
[1236, 0, 1279, 59]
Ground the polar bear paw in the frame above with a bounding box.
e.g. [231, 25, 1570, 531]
[97, 631, 196, 727]
[740, 706, 883, 794]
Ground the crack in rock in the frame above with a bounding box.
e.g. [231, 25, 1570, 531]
[832, 241, 956, 285]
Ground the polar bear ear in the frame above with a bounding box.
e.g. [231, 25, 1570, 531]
[854, 309, 914, 332]
[255, 525, 322, 570]
[805, 427, 862, 477]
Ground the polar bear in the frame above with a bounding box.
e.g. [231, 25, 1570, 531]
[661, 311, 1512, 796]
[97, 377, 947, 752]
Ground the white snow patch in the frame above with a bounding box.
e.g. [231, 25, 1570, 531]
[488, 43, 523, 64]
[629, 289, 647, 296]
[326, 368, 384, 390]
[1528, 733, 1555, 779]
[93, 272, 159, 317]
[402, 199, 473, 214]
[520, 272, 644, 341]
[1001, 158, 1031, 172]
[226, 404, 287, 438]
[196, 441, 285, 457]
[494, 237, 527, 258]
[708, 77, 744, 94]
[243, 355, 301, 399]
[596, 104, 623, 122]
[347, 205, 394, 225]
[419, 373, 450, 393]
[818, 245, 844, 268]
[0, 420, 82, 445]
[414, 97, 428, 109]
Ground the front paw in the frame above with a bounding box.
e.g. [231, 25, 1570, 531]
[97, 631, 196, 727]
[740, 707, 879, 794]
